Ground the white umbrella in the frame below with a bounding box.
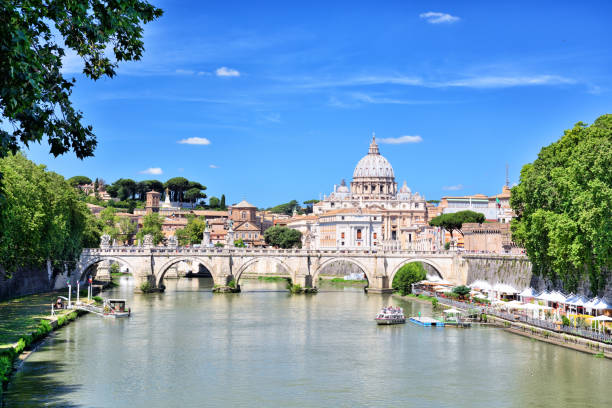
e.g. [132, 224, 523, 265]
[469, 280, 491, 291]
[593, 299, 612, 311]
[443, 308, 462, 314]
[591, 315, 612, 321]
[493, 283, 518, 294]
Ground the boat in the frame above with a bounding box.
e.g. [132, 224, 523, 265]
[103, 299, 131, 318]
[375, 306, 406, 325]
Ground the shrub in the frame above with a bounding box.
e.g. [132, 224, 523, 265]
[452, 285, 470, 299]
[444, 242, 451, 250]
[228, 279, 237, 289]
[431, 298, 439, 308]
[140, 281, 154, 293]
[288, 284, 303, 294]
[561, 315, 571, 327]
[93, 296, 103, 304]
[392, 262, 427, 296]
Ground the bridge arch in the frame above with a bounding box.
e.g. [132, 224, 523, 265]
[234, 257, 295, 284]
[312, 257, 371, 288]
[78, 256, 135, 282]
[388, 258, 445, 286]
[155, 256, 216, 287]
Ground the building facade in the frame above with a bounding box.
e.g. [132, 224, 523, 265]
[310, 135, 429, 249]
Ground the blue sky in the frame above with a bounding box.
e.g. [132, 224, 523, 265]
[25, 0, 612, 207]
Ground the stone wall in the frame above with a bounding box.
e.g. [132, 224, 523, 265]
[530, 270, 612, 299]
[463, 255, 533, 289]
[0, 265, 53, 300]
[317, 261, 363, 276]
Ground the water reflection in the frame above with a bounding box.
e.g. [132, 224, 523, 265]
[3, 277, 611, 408]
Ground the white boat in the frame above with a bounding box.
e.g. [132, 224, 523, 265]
[375, 306, 406, 325]
[103, 299, 131, 318]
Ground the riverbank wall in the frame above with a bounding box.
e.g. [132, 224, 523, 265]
[0, 266, 54, 301]
[0, 308, 88, 396]
[395, 292, 612, 359]
[486, 315, 612, 359]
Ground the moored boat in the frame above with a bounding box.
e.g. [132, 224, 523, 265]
[375, 306, 406, 325]
[103, 299, 131, 318]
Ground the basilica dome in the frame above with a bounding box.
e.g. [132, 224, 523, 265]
[352, 137, 395, 179]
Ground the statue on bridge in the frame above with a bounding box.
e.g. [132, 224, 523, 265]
[143, 234, 154, 247]
[167, 235, 178, 247]
[100, 234, 111, 248]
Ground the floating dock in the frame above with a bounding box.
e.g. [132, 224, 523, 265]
[409, 317, 445, 327]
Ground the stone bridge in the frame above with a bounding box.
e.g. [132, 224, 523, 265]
[76, 246, 529, 293]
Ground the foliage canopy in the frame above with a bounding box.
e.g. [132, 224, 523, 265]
[510, 115, 612, 293]
[392, 262, 427, 296]
[0, 0, 162, 159]
[264, 226, 302, 249]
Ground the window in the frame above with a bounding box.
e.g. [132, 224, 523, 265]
[341, 216, 345, 220]
[341, 232, 345, 239]
[357, 229, 362, 239]
[241, 211, 246, 220]
[341, 241, 345, 246]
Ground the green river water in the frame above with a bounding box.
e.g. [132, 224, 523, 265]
[2, 277, 611, 407]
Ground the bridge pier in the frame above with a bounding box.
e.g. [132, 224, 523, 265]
[364, 275, 392, 294]
[293, 274, 313, 289]
[96, 260, 112, 282]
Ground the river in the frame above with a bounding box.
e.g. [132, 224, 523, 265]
[3, 277, 611, 407]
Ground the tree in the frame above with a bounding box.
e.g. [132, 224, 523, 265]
[214, 242, 225, 248]
[302, 199, 319, 214]
[136, 213, 164, 245]
[429, 210, 485, 239]
[0, 1, 163, 160]
[164, 177, 190, 202]
[118, 217, 137, 243]
[220, 194, 226, 209]
[392, 262, 426, 295]
[208, 196, 221, 209]
[264, 226, 302, 249]
[0, 153, 92, 277]
[268, 200, 300, 215]
[234, 239, 246, 248]
[175, 216, 206, 246]
[510, 115, 612, 293]
[185, 187, 206, 208]
[452, 285, 470, 299]
[99, 207, 120, 240]
[67, 176, 92, 187]
[136, 180, 164, 200]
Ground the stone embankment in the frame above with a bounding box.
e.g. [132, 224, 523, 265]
[396, 293, 612, 359]
[486, 315, 612, 359]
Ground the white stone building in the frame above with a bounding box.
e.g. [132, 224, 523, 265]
[316, 208, 383, 249]
[311, 135, 429, 248]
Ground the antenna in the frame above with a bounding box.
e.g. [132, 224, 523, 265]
[505, 164, 509, 188]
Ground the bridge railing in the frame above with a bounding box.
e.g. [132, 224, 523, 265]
[82, 246, 460, 256]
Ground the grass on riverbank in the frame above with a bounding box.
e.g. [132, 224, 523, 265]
[328, 278, 368, 285]
[0, 308, 79, 395]
[0, 293, 60, 346]
[257, 276, 289, 282]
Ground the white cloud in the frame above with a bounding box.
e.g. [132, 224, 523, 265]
[420, 11, 460, 24]
[140, 167, 163, 175]
[209, 164, 218, 169]
[177, 137, 211, 145]
[299, 73, 575, 90]
[443, 184, 464, 191]
[377, 135, 423, 144]
[216, 67, 240, 77]
[441, 75, 575, 88]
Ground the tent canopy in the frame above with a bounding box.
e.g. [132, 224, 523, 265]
[591, 315, 612, 322]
